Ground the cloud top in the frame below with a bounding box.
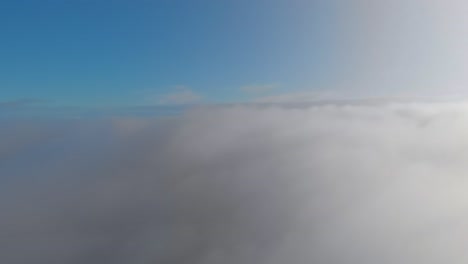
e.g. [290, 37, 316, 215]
[157, 86, 203, 105]
[240, 84, 278, 94]
[2, 102, 468, 263]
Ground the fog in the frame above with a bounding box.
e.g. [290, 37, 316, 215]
[2, 102, 468, 263]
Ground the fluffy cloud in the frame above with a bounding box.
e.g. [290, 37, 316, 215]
[2, 102, 468, 263]
[157, 86, 203, 105]
[241, 84, 278, 94]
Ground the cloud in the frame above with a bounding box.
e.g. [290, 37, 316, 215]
[241, 84, 278, 94]
[0, 99, 46, 110]
[3, 102, 468, 263]
[253, 90, 339, 103]
[253, 87, 468, 104]
[157, 86, 202, 105]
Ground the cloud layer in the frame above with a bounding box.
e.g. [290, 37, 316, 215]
[157, 86, 203, 105]
[2, 102, 468, 263]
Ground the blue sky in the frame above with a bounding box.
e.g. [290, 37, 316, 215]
[1, 0, 342, 107]
[4, 0, 468, 113]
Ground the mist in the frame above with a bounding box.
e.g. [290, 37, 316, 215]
[2, 102, 468, 263]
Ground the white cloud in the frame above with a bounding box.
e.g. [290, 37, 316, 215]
[253, 88, 468, 104]
[3, 102, 468, 263]
[158, 85, 202, 105]
[241, 84, 278, 94]
[253, 90, 339, 103]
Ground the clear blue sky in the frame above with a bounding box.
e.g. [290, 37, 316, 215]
[1, 0, 342, 107]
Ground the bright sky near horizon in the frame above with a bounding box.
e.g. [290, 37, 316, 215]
[2, 0, 468, 110]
